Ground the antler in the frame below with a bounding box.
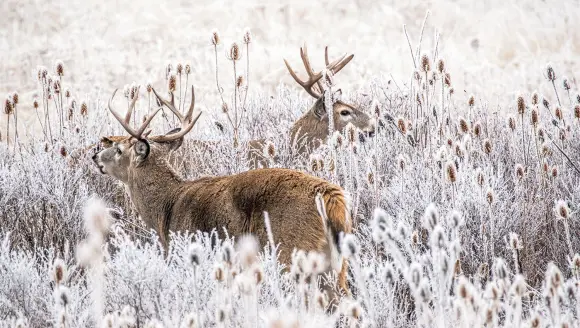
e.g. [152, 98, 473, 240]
[108, 89, 161, 140]
[150, 85, 202, 142]
[284, 44, 354, 99]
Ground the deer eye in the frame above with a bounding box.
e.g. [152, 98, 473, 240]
[116, 147, 122, 155]
[340, 110, 351, 116]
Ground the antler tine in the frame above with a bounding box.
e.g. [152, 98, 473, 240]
[124, 86, 140, 124]
[328, 53, 354, 75]
[183, 85, 195, 123]
[325, 46, 330, 66]
[108, 89, 161, 140]
[150, 110, 202, 143]
[151, 88, 184, 122]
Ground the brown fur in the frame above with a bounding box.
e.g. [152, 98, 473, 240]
[93, 135, 352, 306]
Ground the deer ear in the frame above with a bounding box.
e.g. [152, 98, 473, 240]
[333, 88, 342, 101]
[134, 139, 150, 159]
[313, 97, 326, 119]
[100, 136, 114, 148]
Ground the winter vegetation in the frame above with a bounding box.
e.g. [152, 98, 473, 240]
[1, 0, 580, 327]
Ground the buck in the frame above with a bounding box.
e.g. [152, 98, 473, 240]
[92, 86, 352, 306]
[248, 44, 376, 167]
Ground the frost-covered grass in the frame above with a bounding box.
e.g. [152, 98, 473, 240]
[2, 2, 580, 327]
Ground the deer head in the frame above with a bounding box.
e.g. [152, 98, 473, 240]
[92, 86, 201, 183]
[284, 45, 376, 152]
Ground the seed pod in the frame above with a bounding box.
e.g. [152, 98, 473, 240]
[55, 60, 64, 76]
[397, 117, 407, 135]
[421, 54, 430, 72]
[517, 95, 525, 115]
[563, 78, 571, 91]
[508, 117, 516, 131]
[33, 98, 39, 109]
[168, 74, 177, 92]
[80, 102, 88, 116]
[473, 122, 481, 137]
[228, 42, 241, 61]
[211, 29, 220, 46]
[531, 108, 539, 127]
[483, 139, 492, 154]
[185, 63, 191, 74]
[575, 105, 580, 119]
[445, 160, 457, 183]
[531, 92, 539, 105]
[546, 64, 556, 81]
[444, 73, 451, 87]
[468, 95, 475, 107]
[243, 28, 252, 44]
[458, 117, 469, 133]
[176, 63, 183, 75]
[554, 107, 563, 120]
[486, 188, 495, 204]
[437, 59, 445, 73]
[4, 97, 13, 115]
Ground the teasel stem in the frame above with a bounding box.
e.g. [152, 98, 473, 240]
[242, 42, 250, 115]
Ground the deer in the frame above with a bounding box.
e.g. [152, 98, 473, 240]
[248, 44, 376, 168]
[92, 85, 353, 308]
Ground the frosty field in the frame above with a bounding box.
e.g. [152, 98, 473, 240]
[1, 0, 580, 327]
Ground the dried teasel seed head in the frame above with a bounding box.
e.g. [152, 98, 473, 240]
[542, 97, 550, 110]
[53, 80, 61, 94]
[211, 29, 220, 46]
[449, 87, 455, 96]
[559, 129, 566, 141]
[168, 74, 177, 92]
[437, 59, 445, 73]
[396, 154, 406, 171]
[263, 141, 275, 159]
[420, 54, 430, 72]
[517, 95, 525, 115]
[551, 166, 559, 178]
[397, 117, 407, 135]
[508, 116, 516, 131]
[80, 102, 88, 116]
[214, 264, 224, 281]
[243, 28, 252, 44]
[563, 77, 571, 91]
[574, 105, 580, 119]
[444, 72, 451, 87]
[176, 63, 183, 75]
[538, 128, 545, 142]
[12, 92, 18, 105]
[4, 97, 13, 115]
[33, 98, 39, 109]
[486, 188, 495, 204]
[146, 82, 152, 93]
[52, 259, 67, 285]
[483, 139, 492, 154]
[64, 88, 71, 98]
[473, 122, 481, 137]
[531, 92, 539, 105]
[228, 42, 241, 61]
[345, 122, 356, 144]
[531, 108, 539, 127]
[332, 131, 344, 149]
[445, 160, 457, 183]
[475, 169, 485, 187]
[546, 64, 556, 81]
[515, 163, 525, 180]
[236, 75, 244, 88]
[554, 107, 563, 120]
[468, 95, 475, 107]
[54, 60, 64, 76]
[60, 146, 68, 157]
[458, 117, 469, 134]
[184, 63, 191, 74]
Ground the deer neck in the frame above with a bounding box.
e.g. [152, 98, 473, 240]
[125, 160, 184, 245]
[290, 111, 329, 154]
